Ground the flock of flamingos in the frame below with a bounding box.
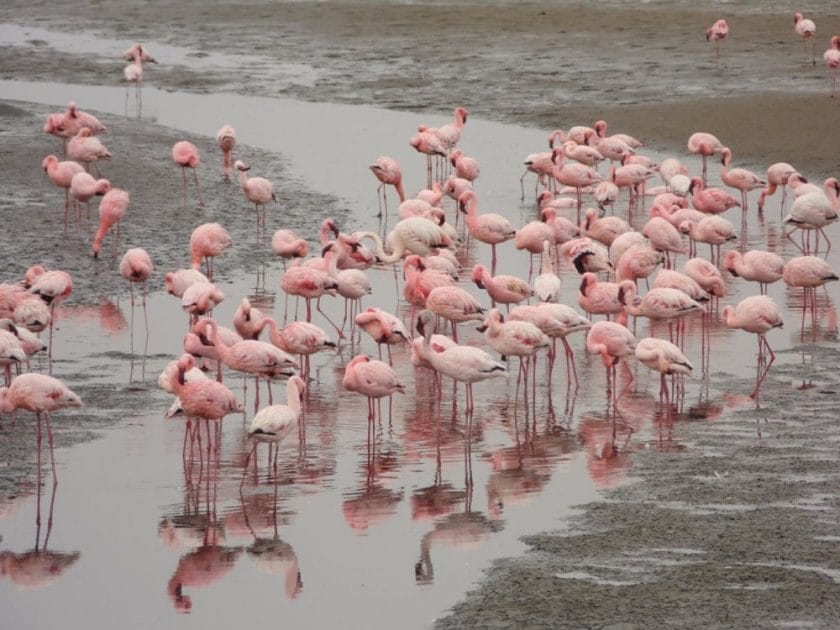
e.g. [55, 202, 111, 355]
[1, 17, 839, 592]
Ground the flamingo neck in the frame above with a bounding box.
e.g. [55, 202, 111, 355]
[286, 381, 302, 414]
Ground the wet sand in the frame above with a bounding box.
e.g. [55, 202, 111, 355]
[1, 2, 840, 628]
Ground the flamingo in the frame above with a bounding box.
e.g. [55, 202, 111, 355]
[561, 237, 614, 275]
[563, 140, 604, 168]
[342, 354, 404, 422]
[279, 260, 339, 325]
[794, 12, 817, 65]
[42, 155, 85, 232]
[521, 151, 555, 200]
[0, 319, 47, 368]
[720, 147, 766, 221]
[585, 321, 637, 431]
[652, 269, 710, 303]
[471, 265, 532, 310]
[687, 132, 724, 185]
[782, 256, 839, 332]
[619, 284, 705, 325]
[825, 35, 840, 96]
[577, 272, 631, 320]
[194, 318, 297, 410]
[610, 232, 649, 268]
[409, 127, 447, 188]
[233, 298, 266, 340]
[67, 128, 111, 176]
[683, 258, 726, 298]
[0, 327, 26, 385]
[242, 375, 306, 486]
[271, 229, 309, 271]
[26, 269, 72, 366]
[706, 19, 729, 65]
[615, 244, 664, 286]
[167, 353, 244, 420]
[119, 247, 154, 315]
[165, 269, 209, 298]
[354, 217, 452, 263]
[458, 190, 515, 274]
[551, 147, 603, 221]
[581, 208, 631, 247]
[190, 223, 232, 280]
[123, 43, 156, 115]
[369, 156, 406, 217]
[593, 120, 643, 149]
[432, 107, 469, 157]
[236, 160, 276, 236]
[724, 250, 785, 294]
[515, 218, 556, 279]
[688, 176, 741, 215]
[354, 307, 410, 364]
[450, 149, 480, 183]
[634, 337, 693, 409]
[172, 140, 204, 207]
[425, 285, 485, 342]
[91, 188, 129, 258]
[181, 282, 225, 325]
[69, 172, 110, 231]
[642, 216, 687, 267]
[403, 256, 454, 308]
[784, 180, 840, 254]
[533, 241, 562, 303]
[414, 310, 507, 413]
[678, 216, 736, 265]
[757, 162, 797, 214]
[721, 296, 783, 400]
[259, 318, 336, 380]
[216, 124, 236, 182]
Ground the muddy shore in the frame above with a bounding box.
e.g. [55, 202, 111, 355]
[1, 2, 840, 628]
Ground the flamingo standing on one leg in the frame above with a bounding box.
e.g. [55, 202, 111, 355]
[825, 36, 840, 97]
[216, 124, 236, 182]
[706, 19, 729, 66]
[721, 296, 783, 401]
[794, 12, 817, 66]
[172, 140, 204, 207]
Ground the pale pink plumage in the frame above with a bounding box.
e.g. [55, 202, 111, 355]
[190, 223, 232, 278]
[92, 187, 129, 258]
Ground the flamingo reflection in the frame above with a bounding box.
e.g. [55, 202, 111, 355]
[0, 549, 80, 590]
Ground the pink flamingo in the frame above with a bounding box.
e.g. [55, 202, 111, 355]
[242, 375, 306, 487]
[562, 237, 613, 275]
[259, 318, 335, 381]
[67, 128, 110, 176]
[433, 107, 469, 156]
[794, 12, 817, 65]
[615, 244, 664, 286]
[233, 298, 266, 340]
[92, 187, 129, 258]
[369, 156, 406, 217]
[521, 151, 555, 200]
[581, 208, 631, 247]
[409, 126, 447, 188]
[611, 157, 658, 210]
[417, 182, 444, 207]
[688, 176, 740, 215]
[783, 256, 839, 332]
[619, 284, 705, 346]
[471, 264, 532, 310]
[42, 155, 84, 232]
[70, 172, 110, 229]
[634, 337, 693, 409]
[123, 43, 156, 116]
[449, 150, 479, 182]
[652, 269, 709, 303]
[0, 328, 25, 386]
[825, 35, 840, 96]
[190, 223, 232, 280]
[119, 247, 153, 312]
[271, 229, 309, 272]
[585, 321, 637, 433]
[425, 285, 485, 342]
[594, 180, 619, 214]
[593, 120, 643, 149]
[172, 140, 204, 207]
[706, 19, 729, 65]
[757, 162, 797, 214]
[354, 217, 452, 262]
[342, 354, 405, 422]
[724, 250, 784, 294]
[354, 307, 410, 364]
[721, 296, 783, 400]
[458, 190, 515, 275]
[784, 180, 840, 254]
[194, 318, 297, 410]
[478, 308, 549, 410]
[577, 273, 631, 320]
[678, 216, 736, 265]
[642, 216, 687, 267]
[683, 258, 726, 298]
[414, 309, 507, 411]
[403, 255, 454, 308]
[26, 269, 72, 366]
[168, 353, 244, 419]
[279, 260, 339, 324]
[515, 218, 556, 279]
[216, 125, 236, 182]
[509, 303, 590, 390]
[0, 318, 46, 370]
[687, 132, 724, 185]
[165, 268, 208, 298]
[720, 147, 766, 221]
[540, 208, 581, 262]
[551, 148, 603, 221]
[583, 130, 635, 165]
[181, 281, 224, 325]
[236, 159, 276, 236]
[563, 140, 604, 168]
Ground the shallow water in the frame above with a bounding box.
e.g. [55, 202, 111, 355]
[0, 36, 838, 630]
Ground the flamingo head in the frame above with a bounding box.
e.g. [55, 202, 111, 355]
[471, 265, 487, 289]
[235, 160, 249, 172]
